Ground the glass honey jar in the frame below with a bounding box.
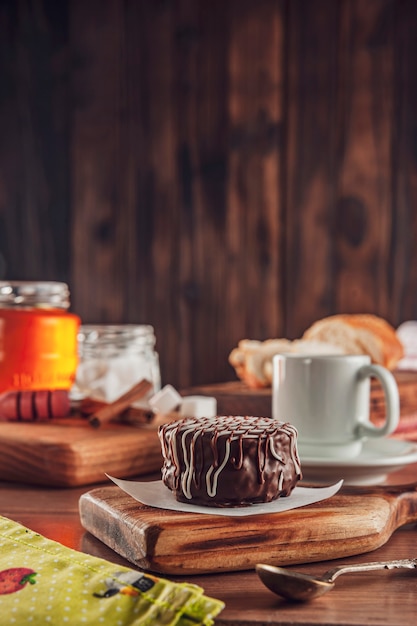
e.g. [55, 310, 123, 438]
[0, 281, 81, 393]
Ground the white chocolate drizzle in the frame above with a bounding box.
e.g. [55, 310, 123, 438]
[159, 415, 301, 501]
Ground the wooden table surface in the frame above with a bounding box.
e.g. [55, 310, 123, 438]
[2, 464, 417, 626]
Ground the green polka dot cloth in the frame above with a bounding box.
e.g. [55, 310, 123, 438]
[0, 516, 224, 625]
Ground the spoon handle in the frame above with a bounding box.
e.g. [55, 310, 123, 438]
[324, 558, 417, 583]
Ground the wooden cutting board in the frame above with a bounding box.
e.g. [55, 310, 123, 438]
[4, 370, 416, 488]
[184, 370, 417, 422]
[79, 482, 417, 575]
[0, 419, 165, 487]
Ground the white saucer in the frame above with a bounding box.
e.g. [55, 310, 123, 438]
[300, 438, 417, 485]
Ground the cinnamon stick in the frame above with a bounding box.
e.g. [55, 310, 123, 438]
[88, 379, 153, 428]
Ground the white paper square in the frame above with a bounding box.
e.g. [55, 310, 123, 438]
[106, 475, 343, 518]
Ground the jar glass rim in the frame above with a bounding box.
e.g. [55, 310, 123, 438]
[78, 324, 155, 346]
[0, 281, 70, 309]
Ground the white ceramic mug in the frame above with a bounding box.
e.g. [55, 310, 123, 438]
[272, 354, 400, 459]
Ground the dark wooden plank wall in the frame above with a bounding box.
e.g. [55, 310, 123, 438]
[0, 0, 417, 389]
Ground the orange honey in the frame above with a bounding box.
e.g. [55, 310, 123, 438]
[0, 282, 80, 392]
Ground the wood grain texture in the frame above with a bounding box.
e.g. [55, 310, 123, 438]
[0, 419, 164, 486]
[79, 482, 417, 575]
[3, 476, 417, 625]
[1, 1, 417, 390]
[285, 0, 342, 334]
[0, 0, 71, 281]
[285, 0, 399, 333]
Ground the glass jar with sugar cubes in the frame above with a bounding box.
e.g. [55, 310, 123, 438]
[73, 324, 161, 407]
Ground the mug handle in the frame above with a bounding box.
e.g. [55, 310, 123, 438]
[355, 364, 400, 439]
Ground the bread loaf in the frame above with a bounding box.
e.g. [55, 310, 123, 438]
[228, 314, 404, 388]
[302, 314, 404, 370]
[228, 338, 345, 388]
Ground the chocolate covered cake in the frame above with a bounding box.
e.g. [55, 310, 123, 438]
[158, 415, 302, 507]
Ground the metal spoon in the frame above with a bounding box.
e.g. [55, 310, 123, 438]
[256, 558, 417, 602]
